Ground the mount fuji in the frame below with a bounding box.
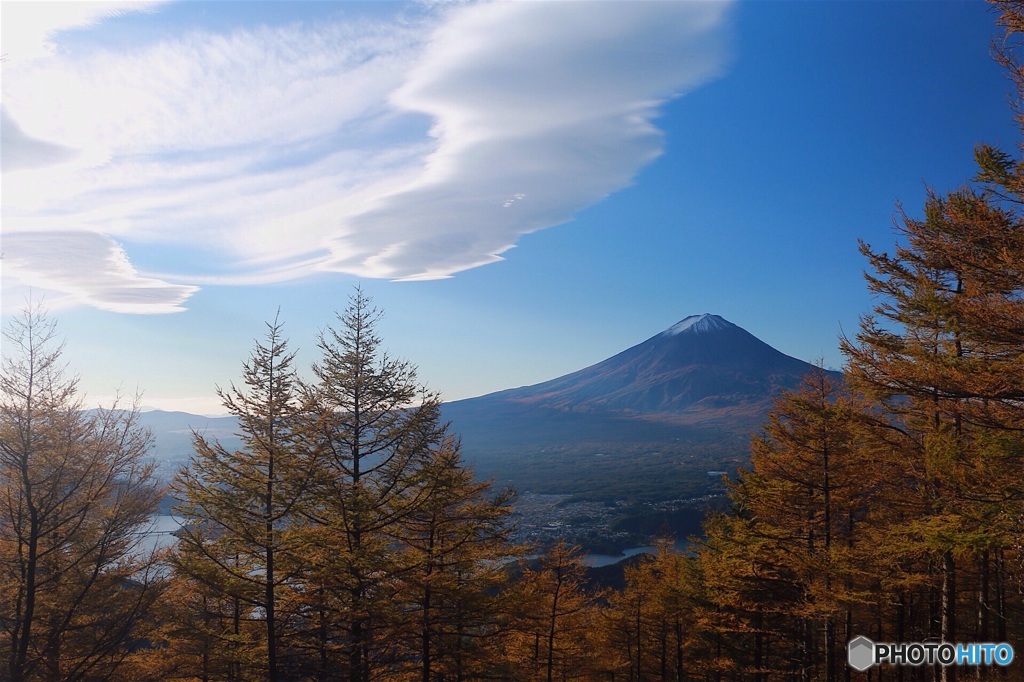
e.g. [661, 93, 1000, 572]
[441, 314, 838, 499]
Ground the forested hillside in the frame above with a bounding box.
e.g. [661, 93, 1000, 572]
[4, 3, 1024, 680]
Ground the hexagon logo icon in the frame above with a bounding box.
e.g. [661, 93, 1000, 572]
[848, 636, 875, 671]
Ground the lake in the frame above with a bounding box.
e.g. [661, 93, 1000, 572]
[142, 516, 689, 569]
[137, 514, 184, 555]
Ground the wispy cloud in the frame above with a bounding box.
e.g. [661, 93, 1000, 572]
[1, 1, 165, 62]
[2, 1, 732, 312]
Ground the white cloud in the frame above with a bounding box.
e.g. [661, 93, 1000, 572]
[2, 231, 197, 313]
[1, 1, 166, 62]
[1, 0, 732, 311]
[326, 1, 732, 278]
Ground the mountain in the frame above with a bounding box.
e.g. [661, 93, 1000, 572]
[135, 410, 240, 478]
[442, 314, 837, 500]
[468, 314, 821, 418]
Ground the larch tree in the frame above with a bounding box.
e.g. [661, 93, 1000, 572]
[646, 4, 1024, 680]
[0, 304, 164, 682]
[173, 314, 313, 681]
[696, 487, 807, 681]
[741, 369, 883, 682]
[604, 539, 704, 682]
[503, 543, 604, 682]
[835, 14, 1024, 658]
[841, 186, 1024, 678]
[693, 369, 880, 681]
[830, 3, 1024, 675]
[390, 438, 518, 682]
[604, 552, 659, 681]
[301, 286, 450, 682]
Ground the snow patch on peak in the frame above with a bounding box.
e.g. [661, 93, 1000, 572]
[663, 313, 733, 336]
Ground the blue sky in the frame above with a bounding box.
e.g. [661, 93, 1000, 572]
[1, 1, 1017, 415]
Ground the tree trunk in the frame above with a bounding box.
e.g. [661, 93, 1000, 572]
[422, 583, 432, 682]
[266, 484, 278, 682]
[11, 474, 40, 682]
[941, 550, 956, 682]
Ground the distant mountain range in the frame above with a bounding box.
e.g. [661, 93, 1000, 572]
[139, 314, 835, 500]
[137, 410, 240, 478]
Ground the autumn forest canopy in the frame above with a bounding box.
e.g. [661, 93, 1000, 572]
[6, 2, 1024, 680]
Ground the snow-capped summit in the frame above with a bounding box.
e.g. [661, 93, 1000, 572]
[446, 312, 828, 418]
[663, 313, 734, 336]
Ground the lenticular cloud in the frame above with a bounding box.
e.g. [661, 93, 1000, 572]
[327, 1, 732, 279]
[2, 232, 197, 314]
[1, 1, 732, 312]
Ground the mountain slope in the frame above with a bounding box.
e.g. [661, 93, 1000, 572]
[478, 314, 819, 417]
[442, 314, 837, 499]
[137, 316, 833, 501]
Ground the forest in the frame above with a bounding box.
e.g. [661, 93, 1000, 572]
[4, 2, 1024, 680]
